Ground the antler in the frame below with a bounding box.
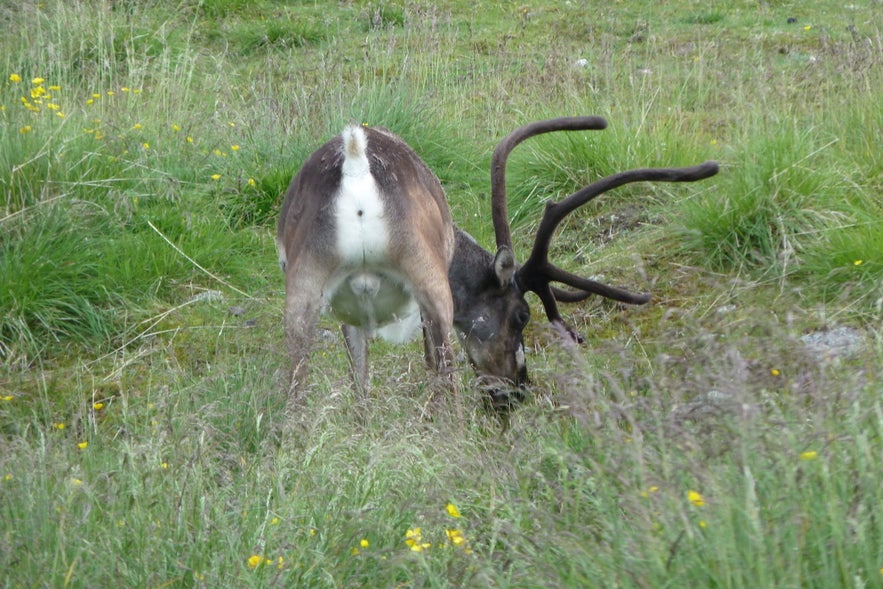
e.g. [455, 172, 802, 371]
[490, 117, 720, 342]
[516, 161, 719, 340]
[491, 116, 609, 251]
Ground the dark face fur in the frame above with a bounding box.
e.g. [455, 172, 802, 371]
[450, 229, 530, 413]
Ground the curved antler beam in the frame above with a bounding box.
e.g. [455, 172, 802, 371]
[516, 161, 720, 340]
[491, 116, 608, 251]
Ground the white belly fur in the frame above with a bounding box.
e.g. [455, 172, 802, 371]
[325, 126, 422, 343]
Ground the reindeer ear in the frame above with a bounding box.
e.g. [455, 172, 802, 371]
[493, 246, 516, 288]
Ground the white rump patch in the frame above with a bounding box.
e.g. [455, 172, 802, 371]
[324, 126, 420, 344]
[335, 125, 388, 264]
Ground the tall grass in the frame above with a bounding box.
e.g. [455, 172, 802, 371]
[2, 0, 883, 587]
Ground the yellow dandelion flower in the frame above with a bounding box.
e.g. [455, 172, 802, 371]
[276, 557, 284, 570]
[231, 144, 240, 151]
[186, 136, 194, 143]
[121, 87, 130, 92]
[171, 124, 181, 132]
[803, 25, 812, 31]
[228, 121, 236, 127]
[71, 478, 83, 486]
[132, 123, 142, 130]
[699, 520, 707, 528]
[133, 88, 141, 94]
[46, 103, 60, 110]
[77, 441, 88, 450]
[446, 529, 466, 546]
[360, 538, 369, 548]
[770, 368, 780, 377]
[246, 555, 263, 569]
[161, 462, 169, 469]
[4, 474, 12, 481]
[93, 402, 104, 410]
[53, 422, 66, 430]
[211, 174, 221, 181]
[688, 490, 705, 507]
[86, 99, 94, 106]
[405, 528, 431, 552]
[799, 450, 818, 461]
[49, 85, 61, 91]
[854, 260, 863, 266]
[106, 90, 114, 96]
[248, 178, 256, 187]
[31, 77, 45, 85]
[2, 395, 14, 401]
[446, 502, 461, 518]
[213, 148, 226, 157]
[92, 93, 101, 99]
[270, 517, 280, 525]
[9, 73, 21, 82]
[142, 143, 150, 149]
[56, 112, 65, 118]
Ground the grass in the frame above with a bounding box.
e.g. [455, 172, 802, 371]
[2, 0, 882, 587]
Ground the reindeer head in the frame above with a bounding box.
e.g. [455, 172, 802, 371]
[451, 117, 720, 413]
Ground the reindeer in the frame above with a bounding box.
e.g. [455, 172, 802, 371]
[276, 116, 718, 414]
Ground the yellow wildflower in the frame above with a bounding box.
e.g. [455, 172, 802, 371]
[9, 73, 21, 82]
[770, 368, 780, 376]
[640, 485, 660, 498]
[231, 144, 240, 151]
[405, 528, 431, 552]
[446, 502, 461, 518]
[53, 422, 66, 430]
[688, 490, 705, 507]
[248, 178, 256, 187]
[246, 555, 263, 569]
[270, 517, 280, 525]
[31, 77, 45, 85]
[799, 451, 818, 461]
[211, 174, 221, 181]
[854, 260, 863, 266]
[446, 529, 466, 545]
[171, 124, 181, 132]
[2, 395, 13, 401]
[360, 538, 369, 548]
[132, 123, 142, 130]
[93, 402, 104, 410]
[77, 441, 88, 450]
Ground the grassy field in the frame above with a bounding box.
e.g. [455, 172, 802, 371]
[1, 0, 882, 587]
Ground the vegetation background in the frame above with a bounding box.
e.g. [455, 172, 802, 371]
[1, 0, 881, 587]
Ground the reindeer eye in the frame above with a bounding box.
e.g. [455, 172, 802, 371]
[513, 309, 530, 330]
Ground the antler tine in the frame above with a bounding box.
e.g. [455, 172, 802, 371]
[516, 161, 720, 341]
[491, 116, 608, 252]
